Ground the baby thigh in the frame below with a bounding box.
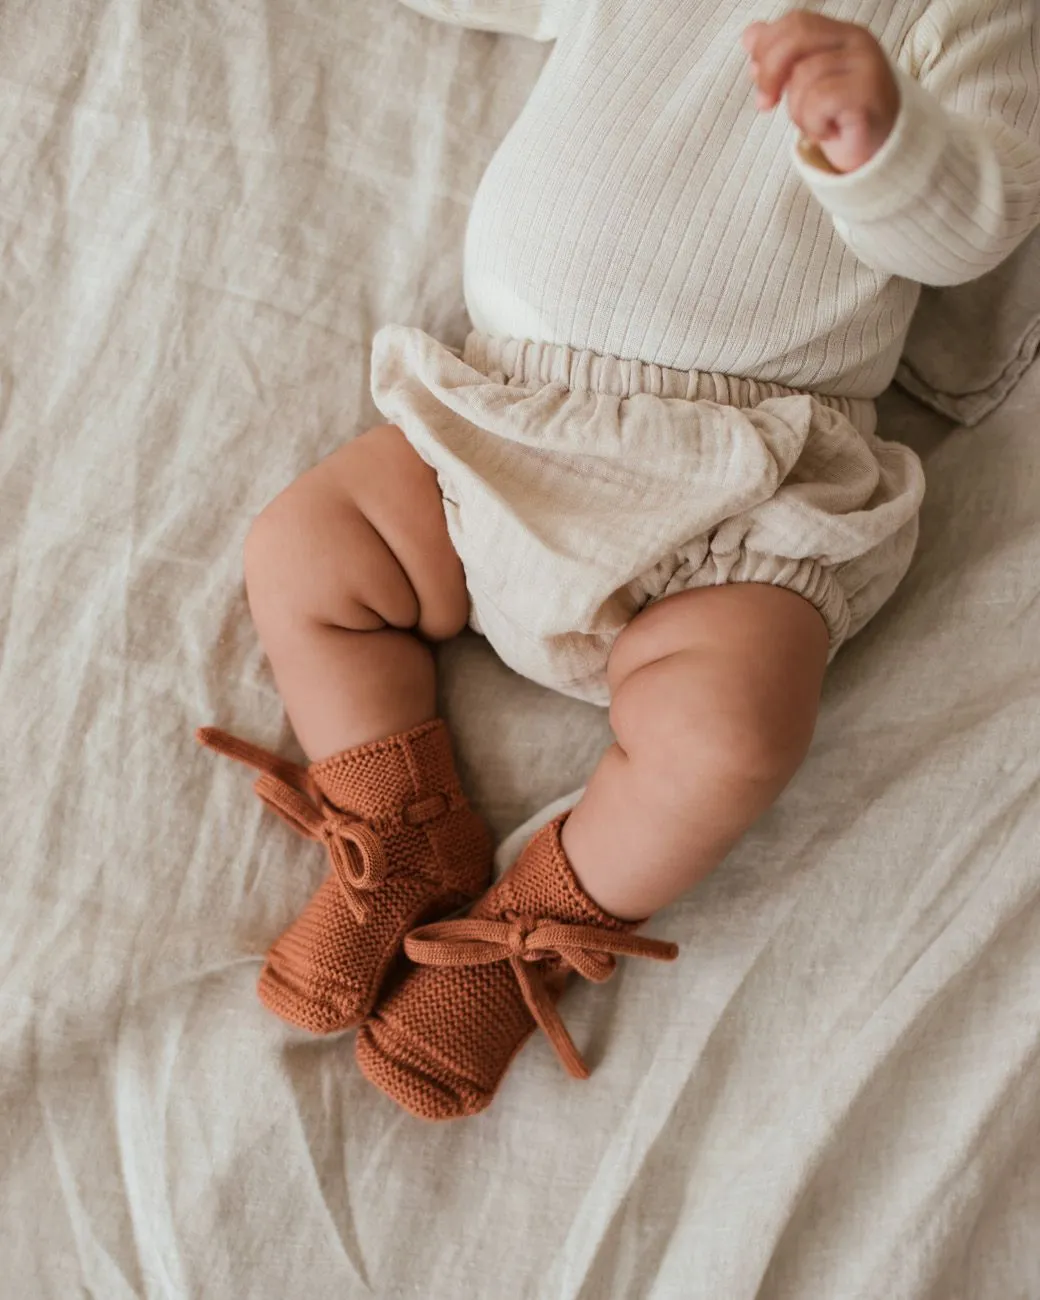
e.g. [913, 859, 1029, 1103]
[243, 425, 469, 756]
[561, 584, 829, 921]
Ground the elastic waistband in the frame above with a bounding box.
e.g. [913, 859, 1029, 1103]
[463, 333, 876, 432]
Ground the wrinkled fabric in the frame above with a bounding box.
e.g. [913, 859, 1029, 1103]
[373, 327, 924, 701]
[1, 2, 1040, 1298]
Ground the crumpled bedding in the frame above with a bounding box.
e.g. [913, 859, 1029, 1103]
[1, 3, 1038, 1297]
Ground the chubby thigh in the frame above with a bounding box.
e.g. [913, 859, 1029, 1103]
[243, 424, 470, 756]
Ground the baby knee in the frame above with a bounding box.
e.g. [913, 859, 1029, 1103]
[706, 705, 810, 789]
[242, 485, 345, 626]
[243, 476, 421, 635]
[611, 668, 810, 792]
[243, 492, 296, 609]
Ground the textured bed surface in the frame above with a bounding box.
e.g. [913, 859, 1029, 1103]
[1, 3, 1039, 1297]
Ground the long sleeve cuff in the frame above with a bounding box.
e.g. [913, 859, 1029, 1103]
[792, 69, 952, 225]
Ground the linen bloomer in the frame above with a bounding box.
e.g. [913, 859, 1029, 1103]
[372, 326, 924, 704]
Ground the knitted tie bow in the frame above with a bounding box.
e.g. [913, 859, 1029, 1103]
[405, 917, 678, 1078]
[197, 727, 387, 922]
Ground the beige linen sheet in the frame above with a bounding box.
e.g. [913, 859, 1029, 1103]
[1, 3, 1038, 1297]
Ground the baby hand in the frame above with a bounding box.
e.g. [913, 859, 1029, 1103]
[743, 11, 900, 174]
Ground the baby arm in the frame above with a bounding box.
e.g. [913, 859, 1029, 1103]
[396, 0, 566, 41]
[745, 5, 1040, 286]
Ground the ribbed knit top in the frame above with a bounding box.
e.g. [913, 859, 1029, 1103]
[402, 0, 1040, 397]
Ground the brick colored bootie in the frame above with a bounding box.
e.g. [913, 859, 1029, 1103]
[355, 814, 678, 1120]
[197, 720, 493, 1034]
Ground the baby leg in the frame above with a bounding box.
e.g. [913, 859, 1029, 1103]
[214, 426, 488, 1034]
[243, 424, 468, 760]
[562, 584, 829, 920]
[355, 582, 826, 1116]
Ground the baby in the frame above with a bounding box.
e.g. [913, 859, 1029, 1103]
[201, 2, 1040, 1119]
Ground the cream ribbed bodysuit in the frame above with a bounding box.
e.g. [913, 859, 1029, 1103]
[404, 0, 1040, 397]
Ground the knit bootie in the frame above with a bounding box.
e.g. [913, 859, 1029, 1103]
[355, 814, 678, 1120]
[197, 720, 493, 1034]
